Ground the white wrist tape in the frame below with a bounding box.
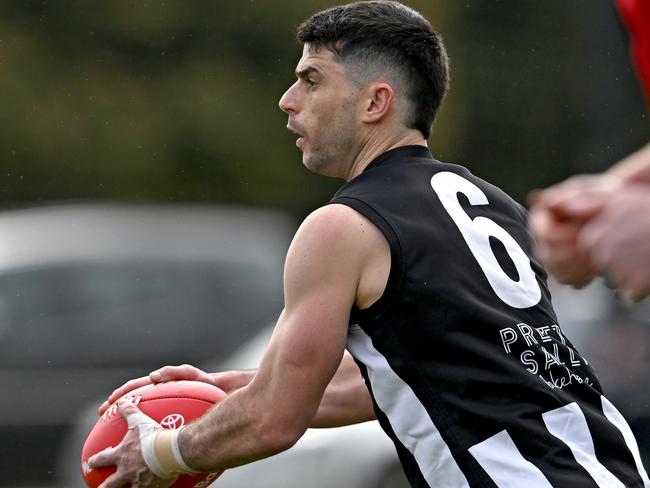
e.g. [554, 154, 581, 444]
[126, 409, 198, 478]
[154, 428, 200, 476]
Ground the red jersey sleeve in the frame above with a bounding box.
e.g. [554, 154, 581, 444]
[616, 0, 650, 107]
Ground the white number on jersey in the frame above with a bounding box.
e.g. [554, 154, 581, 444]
[430, 171, 541, 309]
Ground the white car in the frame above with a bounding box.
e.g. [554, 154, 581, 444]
[63, 324, 409, 488]
[0, 202, 292, 487]
[36, 202, 408, 488]
[203, 326, 409, 488]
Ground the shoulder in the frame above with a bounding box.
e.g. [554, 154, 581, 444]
[285, 204, 387, 279]
[293, 204, 385, 252]
[284, 204, 390, 311]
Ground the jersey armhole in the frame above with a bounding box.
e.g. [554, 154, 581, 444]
[329, 196, 405, 323]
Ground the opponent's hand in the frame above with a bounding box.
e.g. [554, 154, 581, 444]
[87, 399, 178, 488]
[99, 364, 217, 415]
[528, 206, 596, 287]
[578, 184, 650, 302]
[530, 174, 618, 219]
[528, 174, 619, 288]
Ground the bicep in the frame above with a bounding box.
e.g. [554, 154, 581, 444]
[247, 206, 366, 431]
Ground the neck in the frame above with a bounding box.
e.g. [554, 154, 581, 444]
[344, 130, 427, 181]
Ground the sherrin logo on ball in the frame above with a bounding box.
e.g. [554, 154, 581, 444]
[81, 381, 227, 488]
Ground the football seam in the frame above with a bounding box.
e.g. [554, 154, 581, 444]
[102, 395, 218, 420]
[138, 395, 217, 403]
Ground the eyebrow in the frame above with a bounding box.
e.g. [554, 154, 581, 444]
[295, 66, 320, 79]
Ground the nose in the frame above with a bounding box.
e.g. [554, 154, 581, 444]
[279, 81, 300, 114]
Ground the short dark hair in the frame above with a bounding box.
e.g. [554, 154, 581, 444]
[297, 1, 449, 139]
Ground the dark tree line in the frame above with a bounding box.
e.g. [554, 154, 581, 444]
[0, 0, 645, 217]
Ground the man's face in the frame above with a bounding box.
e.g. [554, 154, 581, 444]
[279, 44, 363, 178]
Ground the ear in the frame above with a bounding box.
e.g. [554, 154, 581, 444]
[361, 82, 395, 124]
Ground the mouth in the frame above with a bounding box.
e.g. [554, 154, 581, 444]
[287, 124, 302, 137]
[286, 124, 306, 149]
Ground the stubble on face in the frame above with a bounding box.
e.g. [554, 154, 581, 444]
[292, 46, 364, 179]
[302, 90, 362, 177]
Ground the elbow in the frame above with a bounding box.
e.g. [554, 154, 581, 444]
[256, 415, 308, 455]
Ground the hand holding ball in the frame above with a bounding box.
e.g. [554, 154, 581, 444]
[81, 381, 226, 488]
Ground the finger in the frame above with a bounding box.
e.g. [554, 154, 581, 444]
[101, 365, 210, 415]
[150, 364, 201, 382]
[106, 376, 152, 408]
[97, 468, 128, 488]
[118, 398, 159, 429]
[87, 445, 119, 469]
[529, 207, 559, 243]
[151, 364, 213, 385]
[628, 289, 650, 303]
[98, 400, 111, 416]
[530, 182, 582, 209]
[616, 268, 650, 303]
[615, 285, 649, 304]
[527, 189, 543, 207]
[529, 209, 582, 246]
[577, 217, 609, 262]
[552, 195, 605, 219]
[546, 258, 595, 288]
[531, 226, 595, 287]
[542, 180, 617, 219]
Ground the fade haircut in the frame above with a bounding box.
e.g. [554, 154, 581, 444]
[297, 0, 449, 139]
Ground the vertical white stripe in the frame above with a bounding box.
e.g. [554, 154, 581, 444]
[542, 402, 625, 488]
[601, 396, 650, 487]
[347, 326, 469, 488]
[468, 430, 553, 487]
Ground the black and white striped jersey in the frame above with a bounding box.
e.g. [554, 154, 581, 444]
[330, 145, 649, 488]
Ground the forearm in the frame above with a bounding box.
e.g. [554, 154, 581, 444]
[311, 352, 376, 428]
[177, 358, 374, 472]
[178, 377, 305, 471]
[608, 142, 650, 183]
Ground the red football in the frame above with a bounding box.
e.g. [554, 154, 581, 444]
[81, 380, 227, 488]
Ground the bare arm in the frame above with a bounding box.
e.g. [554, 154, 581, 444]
[528, 141, 650, 289]
[88, 204, 388, 486]
[206, 352, 374, 428]
[608, 141, 650, 183]
[312, 351, 375, 427]
[87, 205, 390, 488]
[178, 205, 382, 470]
[100, 348, 374, 428]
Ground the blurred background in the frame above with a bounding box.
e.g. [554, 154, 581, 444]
[0, 0, 648, 487]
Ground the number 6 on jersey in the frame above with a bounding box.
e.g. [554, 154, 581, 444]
[431, 171, 542, 309]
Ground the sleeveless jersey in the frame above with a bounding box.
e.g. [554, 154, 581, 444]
[329, 145, 649, 488]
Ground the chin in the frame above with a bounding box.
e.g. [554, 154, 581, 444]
[301, 152, 319, 172]
[303, 154, 341, 178]
[302, 156, 321, 175]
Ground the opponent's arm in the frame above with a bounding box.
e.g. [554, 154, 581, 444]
[608, 141, 650, 184]
[528, 142, 650, 289]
